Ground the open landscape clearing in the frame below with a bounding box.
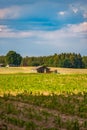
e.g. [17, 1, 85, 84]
[0, 68, 87, 130]
[0, 67, 87, 74]
[0, 0, 87, 129]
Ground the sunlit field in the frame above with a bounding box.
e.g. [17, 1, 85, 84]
[0, 67, 87, 74]
[0, 73, 87, 95]
[0, 67, 32, 74]
[0, 69, 87, 130]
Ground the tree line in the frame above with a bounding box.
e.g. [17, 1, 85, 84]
[21, 53, 87, 68]
[0, 50, 87, 68]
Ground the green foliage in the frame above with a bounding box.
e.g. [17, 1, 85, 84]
[22, 53, 85, 68]
[25, 121, 37, 130]
[54, 115, 62, 128]
[66, 120, 80, 130]
[0, 55, 6, 66]
[6, 50, 22, 66]
[82, 56, 87, 68]
[0, 52, 87, 68]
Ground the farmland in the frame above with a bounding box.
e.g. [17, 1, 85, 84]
[0, 68, 87, 130]
[0, 67, 87, 74]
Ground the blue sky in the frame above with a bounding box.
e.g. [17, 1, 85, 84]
[0, 0, 87, 56]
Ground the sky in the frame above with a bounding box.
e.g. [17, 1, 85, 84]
[0, 0, 87, 56]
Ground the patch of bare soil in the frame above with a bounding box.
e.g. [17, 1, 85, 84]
[0, 98, 86, 130]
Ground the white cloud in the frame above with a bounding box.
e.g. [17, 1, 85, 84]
[0, 6, 21, 19]
[58, 11, 66, 16]
[0, 2, 57, 20]
[37, 22, 87, 41]
[0, 25, 33, 38]
[0, 25, 12, 32]
[0, 22, 87, 39]
[79, 5, 87, 19]
[0, 28, 2, 32]
[67, 22, 87, 33]
[72, 8, 78, 13]
[83, 13, 87, 18]
[70, 4, 87, 19]
[0, 22, 87, 56]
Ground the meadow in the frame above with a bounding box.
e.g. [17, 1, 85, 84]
[0, 67, 87, 130]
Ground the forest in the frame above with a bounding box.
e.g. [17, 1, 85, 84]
[0, 51, 87, 68]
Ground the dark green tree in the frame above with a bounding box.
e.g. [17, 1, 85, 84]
[21, 52, 86, 68]
[6, 50, 22, 66]
[82, 56, 87, 68]
[0, 56, 6, 66]
[62, 58, 72, 68]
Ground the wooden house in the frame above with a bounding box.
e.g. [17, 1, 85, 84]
[32, 66, 50, 73]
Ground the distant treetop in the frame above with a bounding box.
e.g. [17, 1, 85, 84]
[6, 50, 22, 66]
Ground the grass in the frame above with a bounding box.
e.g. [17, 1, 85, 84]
[0, 67, 32, 74]
[0, 70, 87, 129]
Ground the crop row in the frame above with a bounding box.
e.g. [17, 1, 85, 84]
[0, 92, 87, 130]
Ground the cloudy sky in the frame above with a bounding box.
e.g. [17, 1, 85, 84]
[0, 0, 87, 56]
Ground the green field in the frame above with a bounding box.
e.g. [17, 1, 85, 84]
[0, 73, 87, 95]
[0, 72, 87, 130]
